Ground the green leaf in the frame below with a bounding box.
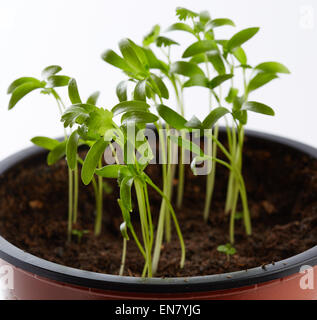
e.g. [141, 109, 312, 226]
[225, 87, 239, 103]
[120, 222, 129, 240]
[101, 49, 133, 73]
[202, 107, 230, 129]
[242, 101, 275, 116]
[155, 36, 179, 47]
[169, 135, 204, 156]
[46, 75, 71, 88]
[232, 47, 247, 65]
[156, 104, 187, 130]
[142, 47, 168, 71]
[112, 100, 151, 117]
[47, 140, 67, 165]
[119, 38, 146, 74]
[150, 74, 169, 99]
[176, 7, 198, 20]
[199, 10, 211, 25]
[85, 108, 115, 138]
[207, 52, 226, 75]
[7, 77, 42, 94]
[118, 200, 131, 227]
[121, 111, 159, 124]
[185, 116, 203, 129]
[8, 81, 45, 110]
[120, 176, 134, 211]
[31, 136, 60, 150]
[183, 74, 209, 88]
[217, 243, 236, 255]
[255, 62, 290, 74]
[68, 78, 82, 104]
[227, 27, 259, 52]
[61, 103, 96, 128]
[95, 164, 130, 178]
[81, 138, 109, 185]
[206, 18, 235, 30]
[182, 40, 218, 58]
[134, 80, 147, 101]
[116, 81, 128, 102]
[86, 91, 100, 105]
[66, 130, 79, 170]
[41, 65, 62, 80]
[170, 61, 205, 77]
[209, 74, 233, 89]
[248, 73, 278, 92]
[143, 24, 160, 47]
[166, 22, 195, 36]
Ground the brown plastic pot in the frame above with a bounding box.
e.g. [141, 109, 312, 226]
[1, 129, 317, 300]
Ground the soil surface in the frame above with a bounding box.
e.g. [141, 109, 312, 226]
[1, 134, 317, 277]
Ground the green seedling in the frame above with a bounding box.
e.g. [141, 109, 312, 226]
[72, 229, 90, 244]
[217, 243, 236, 262]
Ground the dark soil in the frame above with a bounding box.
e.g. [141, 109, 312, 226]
[1, 134, 317, 277]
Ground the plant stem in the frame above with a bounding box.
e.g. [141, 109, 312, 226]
[73, 162, 79, 223]
[134, 178, 152, 277]
[119, 238, 127, 276]
[94, 158, 103, 236]
[67, 168, 73, 242]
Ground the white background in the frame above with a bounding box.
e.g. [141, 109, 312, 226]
[0, 0, 316, 160]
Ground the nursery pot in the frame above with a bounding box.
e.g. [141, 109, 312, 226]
[0, 129, 317, 300]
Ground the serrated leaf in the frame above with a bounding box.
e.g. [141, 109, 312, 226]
[156, 104, 187, 130]
[143, 24, 160, 47]
[41, 65, 62, 80]
[255, 62, 290, 74]
[31, 136, 60, 150]
[155, 36, 179, 47]
[176, 7, 198, 21]
[8, 81, 45, 110]
[227, 27, 259, 52]
[66, 130, 79, 170]
[61, 103, 96, 128]
[46, 75, 71, 88]
[81, 138, 109, 185]
[121, 111, 158, 124]
[202, 107, 230, 129]
[68, 78, 82, 104]
[47, 140, 66, 165]
[112, 100, 151, 117]
[182, 40, 218, 58]
[248, 73, 278, 92]
[86, 91, 100, 105]
[242, 101, 275, 116]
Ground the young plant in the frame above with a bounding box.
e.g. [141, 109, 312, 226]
[217, 243, 236, 262]
[7, 66, 78, 241]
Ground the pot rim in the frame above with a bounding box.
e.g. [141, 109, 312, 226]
[0, 128, 317, 293]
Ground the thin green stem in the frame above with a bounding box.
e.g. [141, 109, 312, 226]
[67, 168, 73, 242]
[119, 238, 127, 276]
[73, 162, 79, 223]
[94, 159, 103, 236]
